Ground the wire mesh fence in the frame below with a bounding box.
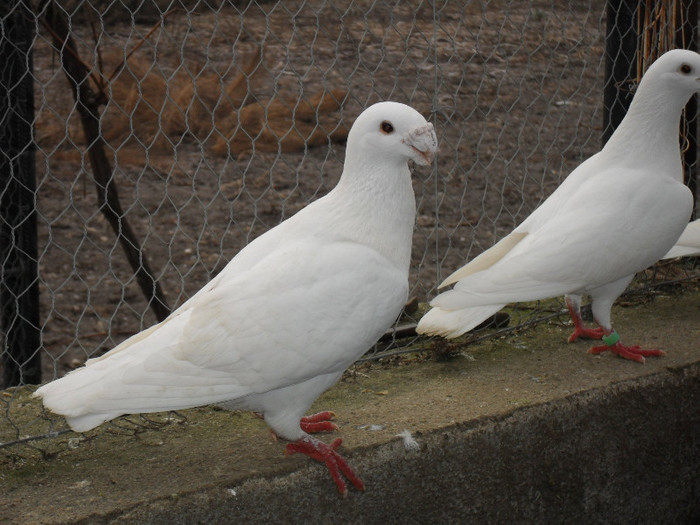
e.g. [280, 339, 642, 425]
[1, 0, 699, 453]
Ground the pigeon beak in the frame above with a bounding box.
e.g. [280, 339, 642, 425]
[411, 145, 435, 165]
[404, 122, 438, 166]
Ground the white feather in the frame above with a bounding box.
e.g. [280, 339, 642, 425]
[663, 219, 700, 258]
[396, 429, 420, 451]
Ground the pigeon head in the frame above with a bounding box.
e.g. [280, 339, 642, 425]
[346, 101, 438, 167]
[639, 48, 700, 97]
[604, 49, 700, 157]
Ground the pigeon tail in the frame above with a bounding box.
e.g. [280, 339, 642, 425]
[416, 303, 505, 339]
[663, 219, 700, 258]
[34, 369, 122, 431]
[664, 245, 700, 258]
[33, 351, 243, 431]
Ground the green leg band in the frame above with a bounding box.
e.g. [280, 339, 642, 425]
[602, 330, 620, 346]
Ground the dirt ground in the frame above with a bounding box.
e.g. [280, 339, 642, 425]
[14, 0, 618, 381]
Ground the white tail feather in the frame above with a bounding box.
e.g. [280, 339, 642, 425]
[416, 303, 505, 339]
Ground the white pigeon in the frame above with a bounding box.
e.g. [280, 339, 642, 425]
[34, 101, 437, 496]
[417, 49, 700, 363]
[663, 218, 700, 258]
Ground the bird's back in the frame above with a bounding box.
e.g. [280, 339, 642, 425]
[437, 165, 692, 308]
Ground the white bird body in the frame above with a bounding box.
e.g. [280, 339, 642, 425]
[417, 49, 699, 362]
[42, 238, 407, 436]
[664, 218, 700, 258]
[35, 101, 437, 494]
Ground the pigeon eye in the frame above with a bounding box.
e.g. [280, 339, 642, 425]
[680, 63, 692, 75]
[380, 121, 394, 134]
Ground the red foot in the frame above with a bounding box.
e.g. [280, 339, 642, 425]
[567, 326, 605, 343]
[588, 341, 665, 364]
[300, 411, 339, 433]
[286, 437, 365, 496]
[565, 299, 605, 343]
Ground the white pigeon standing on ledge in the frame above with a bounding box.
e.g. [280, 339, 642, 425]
[34, 101, 438, 496]
[417, 49, 700, 363]
[663, 219, 700, 258]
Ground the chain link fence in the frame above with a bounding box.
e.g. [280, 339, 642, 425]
[1, 0, 698, 453]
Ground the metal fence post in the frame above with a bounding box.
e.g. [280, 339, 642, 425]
[678, 1, 698, 211]
[603, 0, 638, 146]
[0, 1, 41, 387]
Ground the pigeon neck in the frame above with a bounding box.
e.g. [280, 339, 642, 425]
[331, 156, 416, 273]
[603, 81, 687, 176]
[338, 153, 412, 193]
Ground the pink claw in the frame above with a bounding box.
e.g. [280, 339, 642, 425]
[300, 411, 339, 433]
[588, 341, 665, 363]
[565, 299, 605, 343]
[285, 436, 365, 496]
[567, 325, 605, 343]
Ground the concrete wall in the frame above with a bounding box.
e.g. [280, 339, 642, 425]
[111, 364, 700, 524]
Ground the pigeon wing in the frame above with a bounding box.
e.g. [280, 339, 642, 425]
[434, 167, 692, 310]
[36, 239, 407, 429]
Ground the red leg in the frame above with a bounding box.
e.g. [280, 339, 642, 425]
[286, 436, 365, 496]
[300, 411, 339, 433]
[566, 298, 604, 343]
[587, 330, 665, 363]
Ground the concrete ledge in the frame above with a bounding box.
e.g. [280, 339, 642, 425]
[112, 364, 700, 524]
[3, 290, 699, 523]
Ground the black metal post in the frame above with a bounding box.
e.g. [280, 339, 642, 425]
[603, 0, 638, 146]
[678, 0, 698, 213]
[0, 1, 41, 387]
